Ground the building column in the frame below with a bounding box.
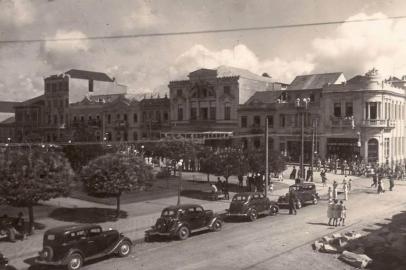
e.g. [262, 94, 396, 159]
[319, 136, 327, 159]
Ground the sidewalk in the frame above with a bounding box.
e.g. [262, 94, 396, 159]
[3, 168, 367, 268]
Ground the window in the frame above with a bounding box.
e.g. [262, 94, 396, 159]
[80, 116, 84, 122]
[53, 115, 58, 125]
[177, 106, 183, 121]
[334, 103, 341, 117]
[133, 132, 138, 141]
[241, 116, 247, 128]
[123, 114, 128, 121]
[116, 114, 120, 120]
[88, 227, 101, 237]
[133, 113, 138, 123]
[253, 115, 261, 126]
[267, 115, 274, 128]
[88, 115, 92, 120]
[107, 114, 111, 124]
[73, 116, 77, 122]
[370, 102, 377, 119]
[279, 114, 286, 127]
[254, 139, 261, 148]
[156, 111, 161, 122]
[200, 108, 208, 120]
[123, 131, 128, 141]
[191, 108, 197, 120]
[224, 86, 231, 95]
[210, 107, 216, 120]
[176, 89, 182, 96]
[310, 93, 315, 102]
[224, 103, 231, 120]
[89, 80, 94, 92]
[345, 102, 353, 117]
[163, 112, 168, 121]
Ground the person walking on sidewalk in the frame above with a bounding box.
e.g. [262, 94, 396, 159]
[288, 190, 297, 215]
[290, 166, 297, 180]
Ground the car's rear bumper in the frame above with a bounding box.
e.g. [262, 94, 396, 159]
[145, 230, 172, 237]
[226, 212, 248, 217]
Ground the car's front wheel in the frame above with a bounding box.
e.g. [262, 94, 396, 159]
[312, 197, 318, 205]
[117, 240, 132, 257]
[269, 205, 278, 216]
[177, 226, 190, 240]
[66, 253, 83, 270]
[211, 219, 222, 232]
[249, 209, 257, 221]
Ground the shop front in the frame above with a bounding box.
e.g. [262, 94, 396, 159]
[326, 138, 360, 161]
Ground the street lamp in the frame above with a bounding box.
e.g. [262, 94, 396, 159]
[177, 159, 184, 205]
[295, 97, 311, 181]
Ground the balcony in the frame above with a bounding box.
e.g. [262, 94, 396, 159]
[330, 117, 353, 128]
[360, 119, 395, 128]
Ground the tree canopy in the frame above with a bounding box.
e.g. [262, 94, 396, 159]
[0, 148, 74, 232]
[80, 152, 153, 217]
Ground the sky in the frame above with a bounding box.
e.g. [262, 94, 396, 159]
[1, 0, 406, 101]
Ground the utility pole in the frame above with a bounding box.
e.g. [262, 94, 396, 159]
[177, 159, 183, 205]
[311, 119, 316, 181]
[265, 116, 269, 197]
[301, 111, 304, 181]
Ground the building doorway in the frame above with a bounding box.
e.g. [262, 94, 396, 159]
[327, 138, 360, 161]
[367, 138, 379, 163]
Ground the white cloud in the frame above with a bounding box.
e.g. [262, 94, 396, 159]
[122, 0, 160, 29]
[312, 12, 406, 77]
[0, 0, 35, 26]
[169, 44, 314, 83]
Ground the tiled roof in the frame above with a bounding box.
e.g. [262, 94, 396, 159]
[217, 66, 274, 82]
[65, 69, 114, 82]
[16, 95, 45, 107]
[0, 101, 19, 112]
[287, 72, 344, 90]
[244, 91, 280, 105]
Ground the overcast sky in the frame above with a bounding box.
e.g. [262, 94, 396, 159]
[1, 0, 406, 101]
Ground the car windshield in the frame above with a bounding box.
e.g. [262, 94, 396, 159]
[233, 195, 249, 201]
[161, 209, 177, 217]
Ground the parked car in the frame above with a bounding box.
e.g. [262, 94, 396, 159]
[277, 183, 319, 209]
[145, 204, 222, 241]
[226, 192, 279, 221]
[0, 253, 17, 270]
[35, 224, 132, 270]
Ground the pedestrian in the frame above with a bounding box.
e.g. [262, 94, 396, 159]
[332, 200, 339, 226]
[320, 169, 327, 186]
[223, 181, 229, 200]
[348, 178, 352, 192]
[288, 190, 297, 215]
[377, 178, 384, 194]
[343, 181, 348, 201]
[389, 174, 395, 191]
[327, 186, 333, 201]
[371, 174, 378, 188]
[14, 212, 26, 240]
[269, 181, 274, 193]
[327, 199, 334, 226]
[278, 172, 283, 181]
[290, 166, 297, 179]
[338, 200, 347, 226]
[332, 180, 338, 200]
[238, 175, 243, 189]
[306, 168, 313, 182]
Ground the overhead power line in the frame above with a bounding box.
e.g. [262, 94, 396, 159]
[1, 15, 406, 44]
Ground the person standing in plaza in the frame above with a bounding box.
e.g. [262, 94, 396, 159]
[290, 166, 297, 179]
[377, 177, 384, 194]
[321, 169, 327, 187]
[371, 173, 378, 188]
[327, 200, 334, 226]
[348, 178, 352, 192]
[327, 186, 333, 201]
[389, 173, 395, 191]
[343, 179, 348, 201]
[338, 200, 346, 226]
[332, 180, 338, 200]
[332, 200, 339, 226]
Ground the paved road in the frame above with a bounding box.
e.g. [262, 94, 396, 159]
[43, 181, 406, 270]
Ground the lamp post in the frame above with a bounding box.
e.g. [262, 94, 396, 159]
[177, 159, 184, 205]
[295, 97, 311, 181]
[265, 116, 269, 197]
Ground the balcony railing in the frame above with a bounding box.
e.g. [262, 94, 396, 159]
[361, 119, 395, 128]
[330, 117, 353, 128]
[114, 120, 129, 129]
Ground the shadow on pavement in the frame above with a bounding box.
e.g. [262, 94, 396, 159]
[49, 207, 128, 223]
[343, 210, 406, 270]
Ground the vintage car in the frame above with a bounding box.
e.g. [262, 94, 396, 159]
[0, 253, 17, 270]
[277, 182, 319, 209]
[35, 224, 132, 270]
[145, 204, 222, 241]
[226, 192, 279, 221]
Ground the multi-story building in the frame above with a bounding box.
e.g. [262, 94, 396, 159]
[14, 69, 127, 142]
[237, 68, 406, 165]
[140, 95, 170, 140]
[0, 101, 19, 143]
[167, 66, 285, 139]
